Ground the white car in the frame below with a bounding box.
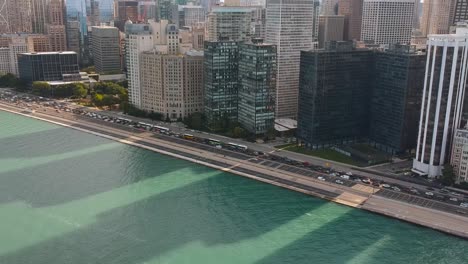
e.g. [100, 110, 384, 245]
[449, 197, 458, 202]
[392, 187, 401, 192]
[340, 175, 350, 180]
[335, 180, 344, 185]
[381, 184, 391, 188]
[425, 192, 434, 196]
[318, 176, 326, 181]
[460, 203, 468, 208]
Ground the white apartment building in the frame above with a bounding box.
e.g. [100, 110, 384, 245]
[125, 22, 154, 108]
[265, 0, 320, 118]
[361, 0, 416, 45]
[139, 50, 204, 120]
[412, 34, 468, 178]
[451, 127, 468, 183]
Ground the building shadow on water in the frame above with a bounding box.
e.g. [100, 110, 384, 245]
[0, 143, 196, 207]
[0, 174, 335, 264]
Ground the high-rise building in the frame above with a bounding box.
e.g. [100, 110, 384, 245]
[47, 0, 67, 51]
[0, 35, 30, 76]
[207, 7, 252, 41]
[238, 39, 276, 135]
[125, 22, 154, 107]
[31, 0, 48, 34]
[138, 1, 158, 22]
[338, 0, 363, 41]
[99, 0, 114, 23]
[178, 5, 206, 27]
[297, 42, 373, 149]
[361, 0, 416, 45]
[453, 0, 468, 24]
[91, 26, 121, 74]
[29, 34, 51, 52]
[420, 0, 454, 36]
[66, 21, 82, 60]
[369, 45, 426, 154]
[450, 126, 468, 183]
[321, 0, 339, 15]
[412, 34, 468, 178]
[265, 0, 320, 119]
[318, 15, 344, 48]
[17, 51, 80, 83]
[0, 0, 33, 34]
[204, 40, 240, 130]
[139, 50, 204, 120]
[89, 0, 101, 27]
[115, 0, 139, 30]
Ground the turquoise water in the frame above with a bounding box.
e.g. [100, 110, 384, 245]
[0, 110, 467, 264]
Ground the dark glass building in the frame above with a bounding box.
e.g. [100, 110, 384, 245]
[369, 45, 426, 154]
[297, 41, 373, 149]
[17, 51, 80, 83]
[204, 40, 239, 131]
[238, 39, 276, 135]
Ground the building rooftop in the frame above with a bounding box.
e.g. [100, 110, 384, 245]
[20, 51, 77, 55]
[212, 7, 253, 13]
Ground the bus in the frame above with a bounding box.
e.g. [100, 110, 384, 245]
[154, 125, 170, 133]
[183, 134, 194, 140]
[226, 142, 248, 151]
[206, 138, 221, 146]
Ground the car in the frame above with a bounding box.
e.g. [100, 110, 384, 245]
[425, 192, 434, 196]
[450, 197, 459, 202]
[460, 203, 468, 208]
[361, 178, 371, 184]
[381, 184, 391, 189]
[340, 175, 350, 180]
[410, 188, 419, 193]
[392, 187, 401, 192]
[318, 176, 326, 181]
[335, 180, 344, 185]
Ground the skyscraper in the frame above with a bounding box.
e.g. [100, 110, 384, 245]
[47, 0, 67, 51]
[369, 45, 426, 154]
[91, 26, 121, 74]
[412, 34, 468, 178]
[318, 15, 345, 48]
[125, 22, 154, 107]
[297, 41, 373, 148]
[452, 0, 468, 24]
[204, 40, 240, 130]
[265, 0, 320, 119]
[66, 20, 82, 60]
[31, 0, 48, 34]
[321, 0, 339, 15]
[420, 0, 454, 36]
[338, 0, 363, 41]
[207, 7, 252, 41]
[0, 0, 33, 34]
[238, 39, 276, 135]
[361, 0, 416, 45]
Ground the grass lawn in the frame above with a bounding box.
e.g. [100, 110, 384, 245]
[276, 145, 362, 166]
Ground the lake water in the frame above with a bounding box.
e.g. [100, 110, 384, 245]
[0, 110, 467, 264]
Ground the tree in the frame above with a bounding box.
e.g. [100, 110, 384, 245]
[441, 164, 456, 186]
[0, 73, 26, 90]
[185, 112, 204, 130]
[92, 93, 104, 106]
[32, 81, 52, 97]
[148, 111, 163, 121]
[72, 83, 88, 98]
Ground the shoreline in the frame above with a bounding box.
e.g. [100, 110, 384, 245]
[1, 104, 468, 240]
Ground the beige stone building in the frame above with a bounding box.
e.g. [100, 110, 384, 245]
[420, 0, 456, 36]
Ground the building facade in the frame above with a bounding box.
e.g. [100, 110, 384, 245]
[0, 35, 31, 76]
[140, 50, 204, 120]
[91, 26, 121, 74]
[0, 0, 32, 34]
[125, 22, 154, 108]
[369, 45, 426, 154]
[265, 0, 320, 118]
[204, 40, 240, 130]
[207, 7, 252, 41]
[453, 0, 468, 24]
[451, 127, 468, 183]
[297, 42, 374, 149]
[318, 15, 345, 48]
[361, 0, 415, 45]
[338, 0, 363, 41]
[17, 52, 80, 83]
[413, 34, 468, 178]
[420, 0, 454, 36]
[238, 39, 276, 135]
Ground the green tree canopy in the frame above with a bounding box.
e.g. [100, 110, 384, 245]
[441, 164, 456, 186]
[32, 82, 52, 97]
